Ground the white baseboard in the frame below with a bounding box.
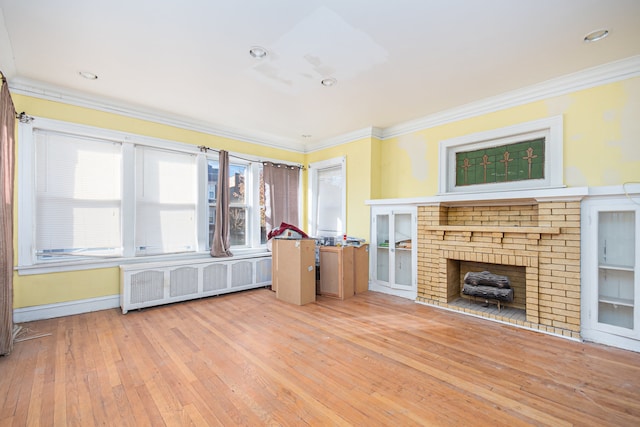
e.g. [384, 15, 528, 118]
[368, 283, 417, 301]
[13, 295, 120, 323]
[581, 329, 640, 353]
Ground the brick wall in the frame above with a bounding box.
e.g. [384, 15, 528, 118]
[447, 204, 539, 227]
[417, 201, 581, 339]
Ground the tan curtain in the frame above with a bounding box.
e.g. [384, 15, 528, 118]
[263, 162, 300, 235]
[210, 150, 233, 257]
[0, 76, 16, 356]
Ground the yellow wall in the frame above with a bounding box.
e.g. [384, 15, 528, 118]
[378, 77, 640, 198]
[12, 76, 640, 309]
[12, 95, 304, 309]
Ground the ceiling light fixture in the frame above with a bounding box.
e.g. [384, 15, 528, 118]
[78, 71, 98, 80]
[321, 77, 337, 87]
[249, 46, 268, 59]
[302, 134, 312, 138]
[583, 29, 609, 43]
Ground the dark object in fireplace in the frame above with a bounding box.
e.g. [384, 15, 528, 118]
[463, 271, 511, 289]
[462, 271, 514, 307]
[462, 284, 514, 302]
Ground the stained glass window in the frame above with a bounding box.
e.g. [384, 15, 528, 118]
[455, 138, 545, 187]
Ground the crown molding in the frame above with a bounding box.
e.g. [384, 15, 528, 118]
[7, 56, 640, 153]
[305, 126, 383, 153]
[8, 77, 306, 153]
[381, 55, 640, 140]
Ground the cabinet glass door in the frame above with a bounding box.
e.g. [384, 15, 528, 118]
[393, 213, 413, 289]
[376, 213, 389, 283]
[597, 211, 636, 330]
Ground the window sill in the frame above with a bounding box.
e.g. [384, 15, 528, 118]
[16, 248, 271, 276]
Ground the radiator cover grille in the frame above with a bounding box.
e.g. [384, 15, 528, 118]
[120, 254, 272, 313]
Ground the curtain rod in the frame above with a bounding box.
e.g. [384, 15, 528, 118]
[198, 145, 305, 170]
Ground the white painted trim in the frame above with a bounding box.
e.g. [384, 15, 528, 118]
[16, 116, 275, 272]
[580, 194, 640, 351]
[9, 77, 305, 153]
[305, 127, 383, 153]
[438, 116, 563, 194]
[365, 186, 589, 206]
[587, 183, 640, 198]
[582, 331, 640, 353]
[14, 295, 120, 323]
[369, 283, 417, 301]
[121, 143, 136, 258]
[17, 121, 36, 266]
[16, 249, 271, 276]
[369, 205, 418, 298]
[307, 156, 347, 236]
[26, 116, 203, 154]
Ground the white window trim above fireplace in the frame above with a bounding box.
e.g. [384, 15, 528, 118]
[438, 116, 564, 194]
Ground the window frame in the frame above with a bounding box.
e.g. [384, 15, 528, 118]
[438, 116, 563, 194]
[206, 158, 260, 249]
[33, 130, 124, 260]
[134, 145, 199, 256]
[17, 117, 274, 275]
[307, 156, 347, 237]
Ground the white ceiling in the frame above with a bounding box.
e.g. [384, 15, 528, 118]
[1, 0, 639, 152]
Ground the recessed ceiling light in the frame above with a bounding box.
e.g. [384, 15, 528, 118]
[321, 77, 337, 87]
[584, 29, 609, 43]
[249, 46, 268, 59]
[78, 71, 98, 80]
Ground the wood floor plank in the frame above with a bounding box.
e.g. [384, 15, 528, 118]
[1, 288, 639, 426]
[52, 317, 68, 426]
[278, 300, 570, 426]
[25, 340, 47, 426]
[307, 295, 640, 425]
[244, 296, 514, 426]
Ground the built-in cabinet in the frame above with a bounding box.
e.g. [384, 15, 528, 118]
[582, 196, 640, 352]
[369, 204, 417, 299]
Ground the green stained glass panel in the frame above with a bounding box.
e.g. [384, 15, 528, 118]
[456, 138, 545, 186]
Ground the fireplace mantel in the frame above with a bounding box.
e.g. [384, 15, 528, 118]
[366, 186, 588, 207]
[424, 225, 560, 241]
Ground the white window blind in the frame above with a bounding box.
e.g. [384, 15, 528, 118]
[35, 131, 122, 259]
[135, 146, 197, 255]
[19, 117, 281, 271]
[316, 164, 343, 236]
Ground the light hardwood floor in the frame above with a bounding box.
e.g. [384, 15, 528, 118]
[1, 288, 639, 426]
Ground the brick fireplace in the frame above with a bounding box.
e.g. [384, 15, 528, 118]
[417, 198, 582, 339]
